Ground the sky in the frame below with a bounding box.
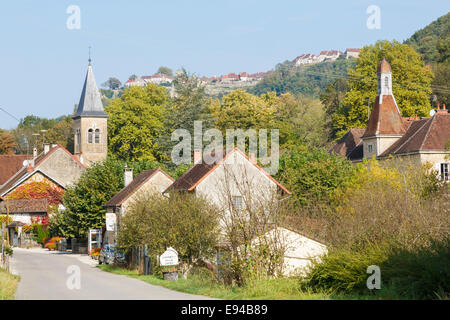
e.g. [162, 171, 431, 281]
[0, 0, 448, 129]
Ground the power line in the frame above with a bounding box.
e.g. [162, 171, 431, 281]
[0, 107, 20, 122]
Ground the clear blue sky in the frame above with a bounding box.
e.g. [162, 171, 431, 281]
[0, 0, 448, 129]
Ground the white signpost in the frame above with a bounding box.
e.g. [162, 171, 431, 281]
[105, 213, 117, 232]
[160, 247, 179, 266]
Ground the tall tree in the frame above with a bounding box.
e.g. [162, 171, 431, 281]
[105, 84, 168, 162]
[333, 40, 433, 138]
[158, 69, 213, 161]
[0, 129, 17, 154]
[157, 66, 173, 76]
[320, 78, 348, 140]
[102, 77, 122, 90]
[45, 117, 74, 152]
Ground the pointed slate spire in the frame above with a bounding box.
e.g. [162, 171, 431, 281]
[73, 61, 108, 119]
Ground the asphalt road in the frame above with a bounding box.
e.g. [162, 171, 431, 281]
[10, 248, 213, 300]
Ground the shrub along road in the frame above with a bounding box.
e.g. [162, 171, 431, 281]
[10, 248, 213, 300]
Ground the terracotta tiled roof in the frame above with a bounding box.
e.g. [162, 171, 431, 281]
[346, 48, 360, 52]
[105, 168, 174, 207]
[380, 112, 450, 157]
[377, 58, 392, 73]
[362, 95, 407, 137]
[0, 155, 29, 185]
[0, 198, 48, 213]
[330, 128, 365, 158]
[166, 148, 290, 194]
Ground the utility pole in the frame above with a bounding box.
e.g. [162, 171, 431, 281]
[6, 199, 9, 246]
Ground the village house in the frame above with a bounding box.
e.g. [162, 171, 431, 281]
[331, 58, 450, 181]
[318, 50, 343, 62]
[105, 167, 174, 216]
[142, 73, 174, 85]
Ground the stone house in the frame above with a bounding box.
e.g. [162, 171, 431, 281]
[0, 144, 85, 198]
[331, 58, 450, 181]
[0, 198, 48, 225]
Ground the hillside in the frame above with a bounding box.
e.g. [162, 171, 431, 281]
[405, 12, 450, 63]
[250, 57, 356, 97]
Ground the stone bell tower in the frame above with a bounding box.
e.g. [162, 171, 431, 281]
[73, 59, 108, 166]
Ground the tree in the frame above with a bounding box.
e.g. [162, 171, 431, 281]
[105, 84, 168, 162]
[61, 159, 124, 239]
[320, 78, 348, 140]
[102, 77, 122, 90]
[157, 66, 173, 77]
[128, 74, 138, 81]
[276, 146, 357, 207]
[0, 129, 17, 154]
[275, 93, 328, 149]
[118, 192, 219, 278]
[45, 116, 74, 152]
[209, 89, 276, 134]
[333, 40, 433, 138]
[158, 69, 213, 162]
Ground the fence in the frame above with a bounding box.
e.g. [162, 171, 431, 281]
[128, 245, 153, 275]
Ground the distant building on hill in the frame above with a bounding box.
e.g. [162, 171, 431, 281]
[345, 48, 361, 59]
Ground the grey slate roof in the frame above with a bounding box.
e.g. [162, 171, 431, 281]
[73, 63, 108, 119]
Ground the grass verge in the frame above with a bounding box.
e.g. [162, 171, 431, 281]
[0, 267, 20, 300]
[98, 265, 382, 300]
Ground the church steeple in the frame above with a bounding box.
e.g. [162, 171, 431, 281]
[377, 57, 393, 96]
[73, 60, 108, 119]
[73, 59, 108, 166]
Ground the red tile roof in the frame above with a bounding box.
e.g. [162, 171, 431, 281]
[377, 58, 392, 73]
[105, 168, 174, 207]
[0, 155, 29, 185]
[330, 128, 365, 158]
[362, 95, 407, 137]
[380, 112, 450, 156]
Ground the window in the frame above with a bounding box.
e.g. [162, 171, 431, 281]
[88, 128, 93, 143]
[440, 163, 449, 181]
[76, 129, 81, 146]
[231, 196, 243, 211]
[368, 144, 373, 153]
[94, 129, 100, 144]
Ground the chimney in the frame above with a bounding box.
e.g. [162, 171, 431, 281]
[44, 143, 50, 154]
[124, 164, 133, 187]
[250, 153, 256, 165]
[33, 147, 38, 159]
[437, 103, 447, 114]
[27, 162, 33, 173]
[194, 149, 202, 164]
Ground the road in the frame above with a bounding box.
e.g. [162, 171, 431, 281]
[10, 248, 213, 300]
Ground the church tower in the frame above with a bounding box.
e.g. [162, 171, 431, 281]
[361, 58, 406, 159]
[73, 59, 108, 166]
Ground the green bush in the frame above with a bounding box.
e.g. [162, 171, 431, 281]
[382, 239, 450, 299]
[302, 239, 450, 299]
[34, 224, 50, 245]
[302, 244, 389, 294]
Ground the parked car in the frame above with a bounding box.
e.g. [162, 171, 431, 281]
[98, 244, 126, 265]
